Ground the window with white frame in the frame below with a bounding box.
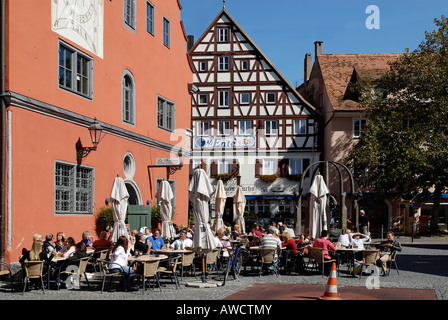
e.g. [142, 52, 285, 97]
[240, 93, 250, 104]
[157, 96, 175, 131]
[58, 42, 92, 98]
[218, 121, 230, 136]
[353, 119, 367, 138]
[219, 56, 229, 71]
[218, 28, 229, 42]
[262, 159, 277, 175]
[218, 90, 229, 107]
[289, 159, 303, 175]
[239, 120, 252, 135]
[197, 121, 210, 136]
[122, 71, 136, 125]
[265, 120, 278, 136]
[163, 17, 170, 48]
[278, 200, 292, 214]
[146, 1, 154, 35]
[266, 92, 276, 104]
[241, 60, 249, 71]
[198, 94, 208, 105]
[257, 200, 270, 215]
[294, 119, 307, 135]
[55, 162, 94, 215]
[124, 0, 136, 30]
[218, 159, 232, 174]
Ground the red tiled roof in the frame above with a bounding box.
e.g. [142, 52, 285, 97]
[318, 53, 401, 110]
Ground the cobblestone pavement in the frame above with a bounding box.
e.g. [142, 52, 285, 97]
[0, 236, 447, 301]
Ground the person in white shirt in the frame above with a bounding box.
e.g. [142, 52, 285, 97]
[261, 226, 282, 271]
[337, 229, 353, 247]
[170, 230, 193, 250]
[350, 232, 370, 260]
[109, 235, 137, 291]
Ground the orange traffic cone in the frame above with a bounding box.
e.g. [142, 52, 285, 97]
[319, 262, 341, 300]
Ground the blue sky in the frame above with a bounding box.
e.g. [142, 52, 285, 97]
[180, 0, 448, 86]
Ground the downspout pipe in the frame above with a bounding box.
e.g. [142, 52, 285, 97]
[1, 0, 6, 262]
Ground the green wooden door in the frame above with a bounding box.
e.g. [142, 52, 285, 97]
[127, 205, 151, 232]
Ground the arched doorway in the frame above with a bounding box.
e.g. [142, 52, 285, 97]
[125, 180, 142, 205]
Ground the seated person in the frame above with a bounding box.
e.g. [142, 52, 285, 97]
[261, 226, 282, 271]
[350, 232, 370, 260]
[217, 228, 231, 258]
[337, 229, 353, 247]
[312, 230, 337, 275]
[81, 231, 94, 247]
[281, 232, 298, 254]
[54, 232, 66, 253]
[20, 233, 54, 265]
[170, 230, 193, 250]
[376, 231, 402, 275]
[251, 223, 263, 238]
[92, 231, 112, 250]
[146, 228, 165, 252]
[42, 234, 56, 258]
[231, 224, 242, 240]
[55, 241, 89, 287]
[133, 232, 151, 255]
[58, 237, 76, 258]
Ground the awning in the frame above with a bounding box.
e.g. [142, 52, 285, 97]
[245, 195, 295, 201]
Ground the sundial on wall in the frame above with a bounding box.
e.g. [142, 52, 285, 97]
[51, 0, 104, 58]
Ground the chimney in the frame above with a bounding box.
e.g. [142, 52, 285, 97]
[314, 41, 323, 58]
[304, 53, 312, 82]
[187, 35, 195, 52]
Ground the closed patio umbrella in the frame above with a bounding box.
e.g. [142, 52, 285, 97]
[212, 179, 226, 233]
[309, 174, 329, 240]
[110, 176, 130, 243]
[234, 186, 246, 234]
[188, 168, 217, 253]
[156, 179, 176, 241]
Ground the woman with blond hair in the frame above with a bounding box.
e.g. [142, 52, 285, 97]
[19, 233, 54, 264]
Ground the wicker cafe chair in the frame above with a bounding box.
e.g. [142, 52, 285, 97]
[97, 259, 128, 293]
[205, 248, 221, 277]
[157, 255, 180, 289]
[180, 251, 196, 281]
[308, 247, 338, 277]
[57, 257, 91, 290]
[0, 261, 14, 292]
[356, 250, 379, 279]
[87, 249, 110, 272]
[136, 259, 162, 293]
[258, 248, 279, 277]
[22, 261, 47, 294]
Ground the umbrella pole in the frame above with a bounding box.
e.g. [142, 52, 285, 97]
[202, 254, 206, 283]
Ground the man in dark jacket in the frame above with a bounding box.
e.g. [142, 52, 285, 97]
[377, 231, 401, 275]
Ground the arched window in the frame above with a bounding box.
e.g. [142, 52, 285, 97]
[122, 71, 136, 125]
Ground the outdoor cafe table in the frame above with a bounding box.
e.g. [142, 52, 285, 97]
[336, 247, 364, 275]
[128, 254, 168, 263]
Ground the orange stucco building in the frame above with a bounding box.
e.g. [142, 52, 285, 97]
[0, 0, 193, 262]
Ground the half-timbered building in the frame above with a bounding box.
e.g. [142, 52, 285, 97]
[188, 8, 320, 228]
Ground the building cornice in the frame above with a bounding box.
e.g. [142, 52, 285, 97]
[1, 91, 191, 157]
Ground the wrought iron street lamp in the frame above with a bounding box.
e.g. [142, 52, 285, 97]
[76, 118, 103, 160]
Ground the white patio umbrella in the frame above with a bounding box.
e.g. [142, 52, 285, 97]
[212, 179, 226, 233]
[309, 174, 329, 240]
[110, 176, 130, 243]
[234, 186, 246, 234]
[188, 168, 217, 253]
[156, 179, 176, 241]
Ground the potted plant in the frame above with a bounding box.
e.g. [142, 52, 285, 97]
[259, 174, 278, 184]
[216, 173, 233, 182]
